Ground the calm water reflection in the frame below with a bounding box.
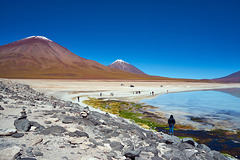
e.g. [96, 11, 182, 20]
[141, 88, 240, 129]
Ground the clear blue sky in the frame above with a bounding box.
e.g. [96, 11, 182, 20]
[1, 0, 240, 79]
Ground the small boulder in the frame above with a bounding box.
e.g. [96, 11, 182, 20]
[62, 119, 73, 124]
[110, 141, 124, 151]
[40, 125, 67, 135]
[209, 151, 229, 160]
[69, 131, 89, 138]
[11, 133, 24, 138]
[196, 144, 211, 153]
[44, 121, 52, 124]
[30, 121, 45, 131]
[182, 138, 198, 147]
[14, 118, 31, 132]
[184, 149, 198, 158]
[34, 151, 43, 156]
[179, 143, 195, 151]
[0, 129, 17, 136]
[68, 137, 86, 144]
[144, 147, 158, 156]
[159, 133, 181, 145]
[26, 147, 34, 157]
[124, 148, 142, 159]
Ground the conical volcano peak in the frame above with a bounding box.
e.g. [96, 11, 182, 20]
[113, 59, 128, 64]
[108, 59, 146, 75]
[24, 36, 52, 41]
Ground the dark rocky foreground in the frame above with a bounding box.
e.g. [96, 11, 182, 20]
[0, 80, 233, 160]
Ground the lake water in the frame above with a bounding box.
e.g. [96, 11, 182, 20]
[141, 88, 240, 130]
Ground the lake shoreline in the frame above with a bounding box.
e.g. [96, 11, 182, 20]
[141, 89, 240, 132]
[2, 79, 240, 159]
[7, 79, 240, 131]
[82, 98, 240, 159]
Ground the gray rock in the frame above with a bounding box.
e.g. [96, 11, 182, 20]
[123, 140, 133, 148]
[209, 151, 229, 160]
[124, 148, 142, 159]
[11, 133, 24, 138]
[6, 105, 14, 108]
[89, 118, 101, 126]
[145, 131, 159, 140]
[40, 126, 67, 135]
[14, 118, 31, 132]
[44, 121, 52, 124]
[17, 101, 24, 105]
[171, 157, 180, 160]
[64, 102, 72, 107]
[26, 147, 34, 157]
[137, 150, 155, 160]
[83, 106, 90, 112]
[110, 141, 124, 151]
[184, 149, 199, 158]
[132, 128, 146, 140]
[62, 119, 73, 124]
[100, 128, 113, 135]
[0, 129, 17, 136]
[62, 156, 69, 160]
[34, 151, 43, 156]
[43, 140, 51, 145]
[196, 144, 211, 153]
[144, 146, 158, 156]
[30, 121, 45, 131]
[0, 105, 4, 110]
[26, 147, 33, 153]
[179, 142, 195, 151]
[108, 151, 117, 158]
[172, 150, 188, 160]
[190, 152, 215, 160]
[20, 158, 37, 160]
[162, 150, 173, 159]
[160, 133, 181, 145]
[68, 131, 89, 138]
[152, 156, 164, 160]
[182, 138, 198, 147]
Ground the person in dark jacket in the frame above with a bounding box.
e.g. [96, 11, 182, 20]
[168, 115, 175, 135]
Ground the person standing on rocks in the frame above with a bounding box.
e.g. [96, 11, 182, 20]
[77, 96, 80, 102]
[168, 115, 175, 135]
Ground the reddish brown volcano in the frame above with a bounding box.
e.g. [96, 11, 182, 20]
[213, 71, 240, 83]
[0, 36, 160, 79]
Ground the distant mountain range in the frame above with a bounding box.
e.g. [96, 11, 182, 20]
[0, 36, 172, 80]
[108, 59, 146, 75]
[1, 36, 237, 82]
[213, 71, 240, 83]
